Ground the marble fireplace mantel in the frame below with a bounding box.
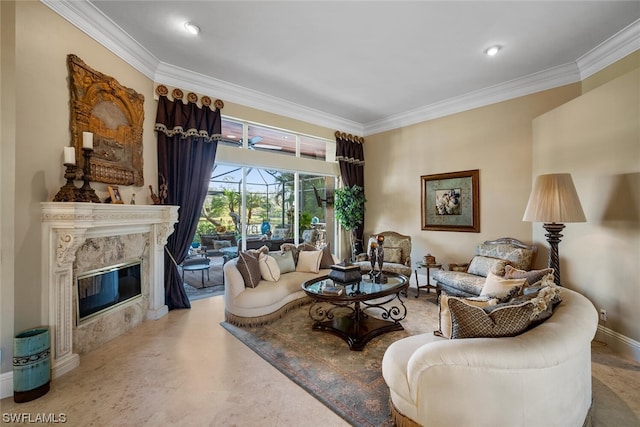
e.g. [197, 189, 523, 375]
[41, 202, 179, 378]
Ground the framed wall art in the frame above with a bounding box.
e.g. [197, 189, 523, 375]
[67, 54, 145, 186]
[107, 185, 124, 204]
[421, 169, 480, 232]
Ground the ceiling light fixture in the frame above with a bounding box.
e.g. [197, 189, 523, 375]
[184, 22, 200, 35]
[485, 45, 502, 57]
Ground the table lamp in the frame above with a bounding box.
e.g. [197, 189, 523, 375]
[523, 173, 586, 286]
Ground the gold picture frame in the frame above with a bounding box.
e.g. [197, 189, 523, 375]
[67, 54, 145, 186]
[107, 185, 124, 204]
[421, 169, 480, 232]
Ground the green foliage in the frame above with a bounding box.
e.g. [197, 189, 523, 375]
[192, 221, 218, 244]
[334, 185, 366, 231]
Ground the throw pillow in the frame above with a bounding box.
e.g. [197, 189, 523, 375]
[247, 245, 269, 258]
[237, 251, 261, 288]
[479, 272, 526, 301]
[280, 242, 315, 265]
[258, 253, 281, 282]
[296, 250, 323, 273]
[213, 240, 231, 249]
[467, 256, 510, 277]
[504, 265, 554, 286]
[319, 243, 334, 269]
[280, 243, 299, 264]
[383, 247, 403, 264]
[271, 250, 296, 274]
[436, 295, 498, 339]
[448, 298, 534, 339]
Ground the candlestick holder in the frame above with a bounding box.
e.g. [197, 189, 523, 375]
[53, 163, 81, 202]
[78, 148, 101, 203]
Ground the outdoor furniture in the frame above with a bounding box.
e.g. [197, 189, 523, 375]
[181, 257, 211, 287]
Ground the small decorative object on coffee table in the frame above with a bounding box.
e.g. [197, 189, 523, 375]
[375, 234, 385, 283]
[328, 261, 362, 286]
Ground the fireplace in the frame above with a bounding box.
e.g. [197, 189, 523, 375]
[41, 203, 178, 378]
[77, 260, 142, 324]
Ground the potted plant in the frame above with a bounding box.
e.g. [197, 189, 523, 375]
[334, 185, 366, 261]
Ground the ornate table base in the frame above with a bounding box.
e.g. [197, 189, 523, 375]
[308, 293, 407, 351]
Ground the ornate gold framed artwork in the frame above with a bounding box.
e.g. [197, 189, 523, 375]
[421, 169, 480, 232]
[67, 54, 145, 186]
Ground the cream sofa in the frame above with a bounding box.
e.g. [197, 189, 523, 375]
[223, 251, 338, 326]
[382, 287, 598, 427]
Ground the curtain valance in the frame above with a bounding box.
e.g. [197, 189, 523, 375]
[154, 85, 223, 142]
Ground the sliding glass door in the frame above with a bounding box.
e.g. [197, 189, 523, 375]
[197, 164, 336, 253]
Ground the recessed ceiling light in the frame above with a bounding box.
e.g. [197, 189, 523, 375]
[184, 22, 200, 35]
[485, 45, 502, 57]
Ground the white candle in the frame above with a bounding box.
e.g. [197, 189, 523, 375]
[82, 132, 93, 149]
[64, 146, 75, 165]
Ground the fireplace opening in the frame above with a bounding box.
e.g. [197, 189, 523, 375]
[76, 260, 142, 324]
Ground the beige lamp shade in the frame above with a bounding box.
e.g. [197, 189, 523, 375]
[523, 173, 586, 223]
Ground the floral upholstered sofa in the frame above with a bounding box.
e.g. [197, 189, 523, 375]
[353, 231, 412, 278]
[434, 237, 538, 297]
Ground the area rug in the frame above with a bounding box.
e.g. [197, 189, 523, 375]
[220, 290, 439, 427]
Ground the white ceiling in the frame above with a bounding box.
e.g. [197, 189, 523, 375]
[47, 1, 640, 135]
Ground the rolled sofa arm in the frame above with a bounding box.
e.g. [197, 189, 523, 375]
[403, 288, 598, 426]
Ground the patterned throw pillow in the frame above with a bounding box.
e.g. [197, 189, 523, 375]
[280, 242, 316, 265]
[296, 250, 323, 273]
[383, 247, 403, 264]
[449, 298, 534, 338]
[467, 256, 509, 277]
[271, 250, 296, 274]
[237, 251, 261, 288]
[436, 295, 498, 339]
[258, 253, 281, 282]
[448, 285, 563, 339]
[319, 243, 334, 269]
[479, 272, 526, 302]
[504, 265, 554, 286]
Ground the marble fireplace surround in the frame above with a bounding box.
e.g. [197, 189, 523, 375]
[41, 203, 179, 378]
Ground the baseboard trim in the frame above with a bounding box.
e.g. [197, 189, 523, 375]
[595, 324, 640, 362]
[1, 370, 13, 400]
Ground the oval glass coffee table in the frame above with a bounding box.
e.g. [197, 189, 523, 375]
[301, 272, 409, 351]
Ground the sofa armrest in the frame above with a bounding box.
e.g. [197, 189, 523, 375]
[223, 259, 246, 302]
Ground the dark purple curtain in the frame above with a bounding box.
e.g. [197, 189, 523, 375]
[336, 133, 365, 252]
[155, 95, 221, 309]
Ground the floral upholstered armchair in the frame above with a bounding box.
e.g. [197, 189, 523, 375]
[353, 231, 412, 278]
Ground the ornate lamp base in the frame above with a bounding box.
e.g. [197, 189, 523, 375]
[543, 222, 565, 286]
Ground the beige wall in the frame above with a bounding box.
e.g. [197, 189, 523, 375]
[1, 1, 159, 373]
[364, 85, 581, 266]
[1, 1, 340, 374]
[1, 0, 17, 375]
[532, 67, 640, 345]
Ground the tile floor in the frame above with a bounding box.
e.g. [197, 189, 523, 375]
[1, 295, 638, 427]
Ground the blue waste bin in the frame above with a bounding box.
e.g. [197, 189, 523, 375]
[13, 327, 50, 403]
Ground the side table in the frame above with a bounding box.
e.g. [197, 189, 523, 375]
[414, 263, 442, 298]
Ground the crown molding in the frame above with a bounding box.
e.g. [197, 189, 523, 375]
[41, 0, 160, 80]
[154, 63, 363, 135]
[363, 62, 581, 136]
[576, 18, 640, 80]
[42, 1, 638, 138]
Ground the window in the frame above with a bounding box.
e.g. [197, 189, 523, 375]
[219, 117, 330, 161]
[199, 165, 336, 252]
